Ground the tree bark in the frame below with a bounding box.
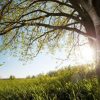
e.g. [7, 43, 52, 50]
[95, 25, 100, 82]
[81, 0, 100, 82]
[88, 8, 100, 82]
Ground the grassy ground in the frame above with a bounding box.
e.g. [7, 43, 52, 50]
[0, 65, 100, 100]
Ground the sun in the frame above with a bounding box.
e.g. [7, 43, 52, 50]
[80, 45, 94, 63]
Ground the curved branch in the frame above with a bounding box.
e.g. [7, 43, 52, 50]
[0, 22, 91, 39]
[0, 11, 82, 25]
[29, 0, 73, 8]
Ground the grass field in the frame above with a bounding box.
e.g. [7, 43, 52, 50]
[0, 65, 100, 100]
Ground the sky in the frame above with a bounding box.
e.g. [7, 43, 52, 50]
[0, 48, 71, 78]
[0, 42, 94, 79]
[0, 27, 95, 79]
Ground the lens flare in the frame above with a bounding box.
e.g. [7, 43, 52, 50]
[81, 45, 94, 63]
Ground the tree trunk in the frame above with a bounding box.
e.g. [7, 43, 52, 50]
[95, 24, 100, 82]
[81, 0, 100, 82]
[88, 7, 100, 82]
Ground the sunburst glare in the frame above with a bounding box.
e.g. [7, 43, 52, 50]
[79, 45, 95, 64]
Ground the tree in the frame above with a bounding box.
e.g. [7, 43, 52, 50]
[26, 75, 31, 79]
[9, 75, 15, 80]
[0, 0, 100, 81]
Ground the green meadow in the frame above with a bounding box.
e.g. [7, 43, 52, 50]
[0, 65, 100, 100]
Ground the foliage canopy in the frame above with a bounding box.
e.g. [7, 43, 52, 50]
[0, 0, 99, 60]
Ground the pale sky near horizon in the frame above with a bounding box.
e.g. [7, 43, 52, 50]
[0, 35, 73, 78]
[0, 42, 94, 79]
[0, 48, 71, 78]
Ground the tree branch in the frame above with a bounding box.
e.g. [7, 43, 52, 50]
[0, 21, 91, 39]
[0, 10, 82, 25]
[29, 0, 73, 9]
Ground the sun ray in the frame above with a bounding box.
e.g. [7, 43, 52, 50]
[80, 45, 95, 64]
